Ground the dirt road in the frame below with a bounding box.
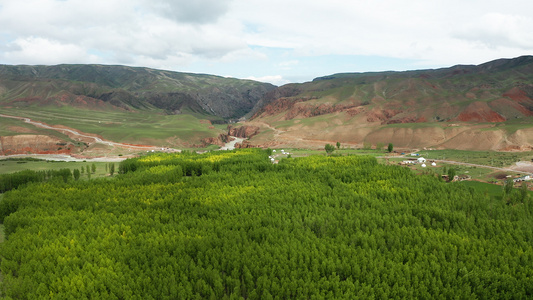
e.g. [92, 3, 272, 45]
[0, 113, 158, 150]
[434, 159, 531, 175]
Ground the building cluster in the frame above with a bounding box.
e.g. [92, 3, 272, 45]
[400, 157, 436, 168]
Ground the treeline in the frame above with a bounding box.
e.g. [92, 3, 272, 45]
[0, 163, 116, 193]
[0, 169, 72, 193]
[0, 149, 532, 298]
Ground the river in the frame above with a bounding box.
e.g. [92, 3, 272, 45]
[219, 137, 245, 150]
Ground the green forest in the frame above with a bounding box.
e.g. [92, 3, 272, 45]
[0, 149, 532, 299]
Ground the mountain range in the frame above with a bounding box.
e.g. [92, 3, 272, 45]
[0, 64, 275, 119]
[1, 56, 533, 154]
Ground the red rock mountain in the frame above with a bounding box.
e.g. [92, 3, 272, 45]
[241, 56, 533, 150]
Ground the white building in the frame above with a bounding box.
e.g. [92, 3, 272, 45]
[514, 175, 532, 183]
[417, 157, 426, 163]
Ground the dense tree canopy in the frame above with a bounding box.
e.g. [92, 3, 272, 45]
[0, 149, 532, 299]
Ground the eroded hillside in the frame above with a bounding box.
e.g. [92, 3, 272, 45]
[241, 56, 533, 150]
[0, 65, 275, 154]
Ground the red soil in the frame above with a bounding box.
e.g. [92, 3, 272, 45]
[455, 101, 506, 122]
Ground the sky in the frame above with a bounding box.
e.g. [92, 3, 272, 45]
[0, 0, 532, 86]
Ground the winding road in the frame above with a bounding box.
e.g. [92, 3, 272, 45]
[3, 113, 532, 174]
[0, 113, 157, 149]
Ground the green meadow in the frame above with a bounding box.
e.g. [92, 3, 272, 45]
[0, 158, 114, 178]
[1, 107, 226, 147]
[418, 149, 533, 168]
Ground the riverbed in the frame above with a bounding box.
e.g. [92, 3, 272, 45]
[219, 137, 245, 150]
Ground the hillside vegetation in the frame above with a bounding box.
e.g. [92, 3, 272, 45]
[3, 57, 533, 152]
[0, 65, 274, 152]
[1, 149, 532, 298]
[245, 56, 533, 150]
[0, 64, 274, 118]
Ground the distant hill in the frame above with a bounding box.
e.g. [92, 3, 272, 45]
[243, 56, 533, 150]
[0, 64, 276, 154]
[0, 64, 275, 119]
[3, 57, 533, 153]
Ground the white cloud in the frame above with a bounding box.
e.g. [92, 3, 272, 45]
[454, 13, 533, 49]
[245, 75, 288, 86]
[230, 0, 533, 66]
[2, 37, 99, 65]
[143, 0, 231, 24]
[0, 0, 532, 81]
[0, 0, 245, 67]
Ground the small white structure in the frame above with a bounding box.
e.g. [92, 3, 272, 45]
[273, 150, 276, 153]
[417, 157, 426, 163]
[421, 163, 427, 168]
[431, 162, 437, 167]
[514, 175, 532, 183]
[411, 153, 420, 156]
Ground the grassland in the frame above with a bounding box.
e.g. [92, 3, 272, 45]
[1, 107, 226, 147]
[459, 181, 505, 199]
[0, 114, 76, 142]
[0, 158, 114, 178]
[417, 149, 533, 167]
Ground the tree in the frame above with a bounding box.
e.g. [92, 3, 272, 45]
[91, 163, 96, 174]
[109, 163, 115, 176]
[376, 142, 384, 151]
[447, 168, 456, 182]
[387, 143, 393, 153]
[325, 144, 335, 155]
[520, 182, 529, 202]
[336, 142, 340, 150]
[73, 169, 80, 181]
[503, 178, 514, 196]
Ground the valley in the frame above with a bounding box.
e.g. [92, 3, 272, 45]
[2, 56, 533, 154]
[2, 56, 533, 184]
[2, 57, 533, 299]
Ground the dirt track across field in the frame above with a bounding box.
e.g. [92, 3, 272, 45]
[433, 159, 531, 175]
[0, 113, 159, 150]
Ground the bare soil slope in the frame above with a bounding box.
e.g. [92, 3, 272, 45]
[243, 56, 533, 150]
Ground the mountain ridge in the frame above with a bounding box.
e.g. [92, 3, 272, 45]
[0, 64, 276, 119]
[312, 55, 533, 81]
[2, 56, 533, 152]
[241, 55, 533, 150]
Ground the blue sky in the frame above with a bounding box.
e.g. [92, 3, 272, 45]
[1, 0, 532, 85]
